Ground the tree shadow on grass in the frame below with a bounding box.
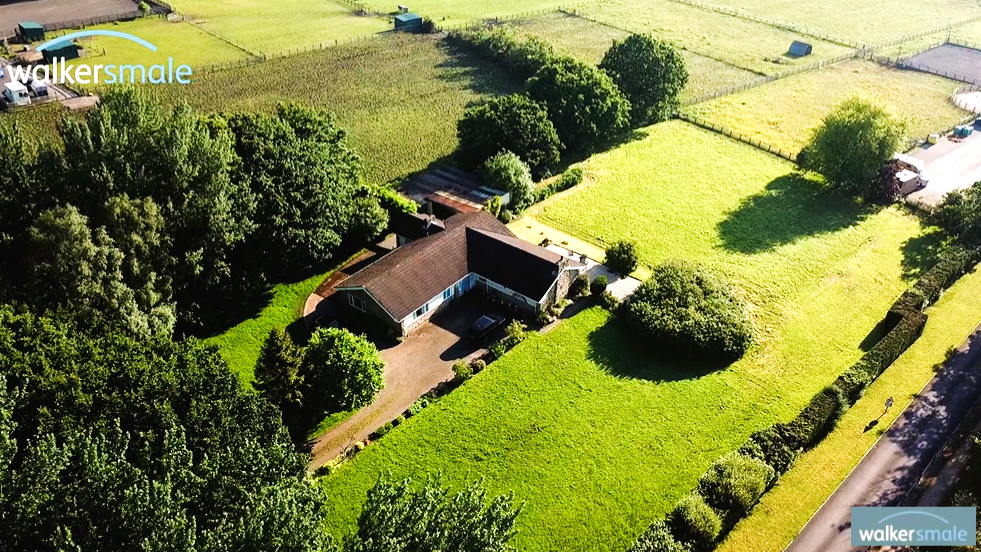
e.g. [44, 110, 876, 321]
[585, 316, 729, 382]
[899, 226, 946, 280]
[717, 175, 875, 254]
[435, 41, 524, 98]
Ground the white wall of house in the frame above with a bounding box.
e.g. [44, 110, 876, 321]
[402, 273, 478, 330]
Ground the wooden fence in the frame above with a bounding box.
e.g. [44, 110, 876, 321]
[676, 112, 798, 161]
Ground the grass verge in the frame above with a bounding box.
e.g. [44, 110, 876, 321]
[687, 60, 969, 153]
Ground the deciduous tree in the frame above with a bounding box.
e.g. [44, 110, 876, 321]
[600, 35, 688, 126]
[303, 328, 385, 413]
[457, 94, 561, 179]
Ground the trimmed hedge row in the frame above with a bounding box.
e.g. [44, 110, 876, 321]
[628, 247, 978, 552]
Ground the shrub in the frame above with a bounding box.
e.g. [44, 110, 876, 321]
[457, 94, 561, 179]
[738, 427, 798, 474]
[303, 328, 385, 413]
[599, 290, 620, 312]
[778, 385, 845, 450]
[851, 310, 927, 382]
[407, 397, 431, 417]
[485, 195, 503, 217]
[930, 181, 981, 247]
[556, 167, 584, 191]
[503, 320, 527, 350]
[569, 272, 590, 298]
[373, 421, 394, 438]
[452, 361, 473, 384]
[605, 239, 639, 274]
[623, 260, 754, 363]
[889, 245, 978, 317]
[448, 26, 557, 81]
[600, 34, 688, 127]
[484, 151, 535, 212]
[535, 310, 554, 326]
[698, 453, 775, 519]
[373, 185, 418, 216]
[590, 275, 608, 297]
[416, 17, 436, 34]
[834, 365, 873, 402]
[667, 493, 721, 551]
[138, 1, 151, 13]
[629, 520, 691, 552]
[527, 56, 631, 153]
[469, 359, 486, 373]
[498, 209, 515, 223]
[488, 342, 506, 362]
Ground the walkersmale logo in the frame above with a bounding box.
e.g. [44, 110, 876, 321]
[852, 507, 977, 547]
[9, 30, 192, 86]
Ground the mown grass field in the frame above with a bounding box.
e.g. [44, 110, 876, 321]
[319, 121, 932, 552]
[577, 0, 854, 74]
[692, 0, 981, 45]
[170, 0, 390, 54]
[718, 266, 981, 552]
[509, 12, 758, 100]
[158, 34, 520, 183]
[687, 60, 969, 154]
[55, 17, 251, 82]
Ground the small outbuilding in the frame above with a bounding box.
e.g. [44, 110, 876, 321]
[788, 40, 812, 57]
[17, 22, 45, 43]
[42, 42, 80, 64]
[394, 12, 422, 30]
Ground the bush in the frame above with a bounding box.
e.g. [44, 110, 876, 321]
[738, 427, 798, 474]
[502, 320, 527, 350]
[452, 361, 473, 384]
[484, 151, 535, 212]
[488, 342, 506, 362]
[373, 421, 394, 438]
[590, 275, 609, 297]
[778, 385, 845, 450]
[623, 260, 754, 363]
[605, 239, 639, 274]
[303, 327, 385, 413]
[416, 17, 436, 34]
[556, 167, 584, 191]
[373, 185, 418, 216]
[666, 493, 722, 551]
[600, 34, 688, 127]
[448, 26, 557, 81]
[498, 209, 514, 223]
[698, 453, 775, 519]
[851, 310, 927, 382]
[469, 359, 486, 373]
[834, 365, 873, 402]
[931, 181, 981, 247]
[407, 397, 431, 417]
[527, 56, 631, 153]
[629, 520, 691, 552]
[569, 272, 590, 298]
[599, 290, 620, 312]
[889, 245, 978, 317]
[485, 195, 503, 217]
[138, 1, 151, 13]
[457, 94, 561, 179]
[535, 310, 554, 326]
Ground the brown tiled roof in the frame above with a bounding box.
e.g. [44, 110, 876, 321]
[337, 211, 512, 321]
[337, 211, 563, 321]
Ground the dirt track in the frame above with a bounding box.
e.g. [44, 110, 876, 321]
[0, 0, 138, 31]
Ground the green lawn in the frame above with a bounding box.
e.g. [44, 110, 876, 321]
[718, 265, 981, 552]
[687, 60, 969, 153]
[170, 0, 391, 55]
[318, 121, 931, 551]
[687, 0, 981, 45]
[577, 0, 855, 75]
[61, 17, 250, 75]
[158, 33, 520, 183]
[509, 12, 758, 100]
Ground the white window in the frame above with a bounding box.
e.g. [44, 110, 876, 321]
[442, 287, 453, 300]
[414, 303, 429, 318]
[348, 295, 366, 312]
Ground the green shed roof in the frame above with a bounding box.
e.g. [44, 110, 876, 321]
[394, 13, 422, 22]
[18, 22, 44, 30]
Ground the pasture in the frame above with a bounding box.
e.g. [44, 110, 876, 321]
[158, 34, 520, 183]
[170, 0, 391, 54]
[0, 0, 136, 30]
[687, 60, 969, 154]
[509, 12, 758, 100]
[577, 0, 854, 75]
[319, 121, 931, 552]
[689, 0, 981, 45]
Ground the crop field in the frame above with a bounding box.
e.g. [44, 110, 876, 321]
[318, 121, 930, 552]
[57, 17, 251, 82]
[576, 0, 854, 75]
[510, 12, 758, 100]
[158, 34, 520, 183]
[0, 0, 136, 30]
[689, 0, 981, 45]
[718, 266, 981, 552]
[687, 60, 969, 154]
[1, 103, 67, 143]
[170, 0, 391, 54]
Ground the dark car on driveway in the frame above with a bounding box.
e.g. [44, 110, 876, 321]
[469, 313, 505, 343]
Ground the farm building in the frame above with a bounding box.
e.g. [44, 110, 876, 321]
[42, 42, 80, 64]
[401, 167, 509, 219]
[394, 13, 422, 30]
[17, 22, 45, 42]
[789, 41, 812, 56]
[334, 210, 585, 336]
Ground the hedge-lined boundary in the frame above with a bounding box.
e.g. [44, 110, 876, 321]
[629, 246, 979, 552]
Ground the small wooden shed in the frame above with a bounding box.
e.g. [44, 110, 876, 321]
[42, 42, 80, 64]
[394, 13, 422, 30]
[17, 22, 45, 42]
[789, 41, 812, 57]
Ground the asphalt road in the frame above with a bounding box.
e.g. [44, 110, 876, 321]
[784, 322, 981, 552]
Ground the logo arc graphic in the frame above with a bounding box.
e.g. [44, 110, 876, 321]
[36, 31, 158, 52]
[878, 511, 951, 525]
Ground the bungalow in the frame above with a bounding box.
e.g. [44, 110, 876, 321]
[335, 210, 584, 337]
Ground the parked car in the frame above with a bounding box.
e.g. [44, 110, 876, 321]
[469, 313, 505, 343]
[314, 315, 339, 331]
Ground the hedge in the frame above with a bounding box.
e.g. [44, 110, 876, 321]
[447, 26, 559, 82]
[697, 453, 775, 520]
[738, 427, 798, 475]
[628, 520, 692, 552]
[667, 493, 722, 552]
[888, 245, 978, 318]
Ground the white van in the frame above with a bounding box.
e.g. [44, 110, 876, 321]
[3, 82, 31, 107]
